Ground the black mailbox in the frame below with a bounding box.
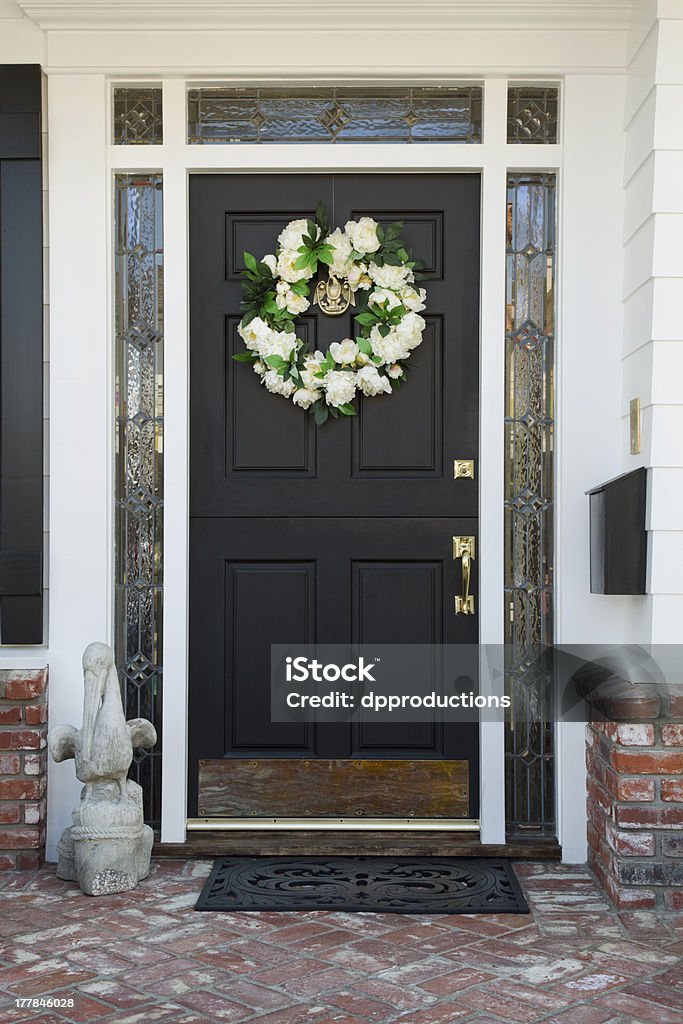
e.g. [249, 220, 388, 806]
[587, 468, 647, 595]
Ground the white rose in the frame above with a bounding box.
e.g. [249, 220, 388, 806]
[345, 217, 381, 255]
[277, 250, 313, 284]
[286, 292, 309, 314]
[259, 330, 298, 361]
[368, 262, 412, 290]
[275, 280, 290, 309]
[324, 370, 356, 408]
[347, 262, 368, 292]
[262, 369, 296, 398]
[388, 363, 403, 379]
[326, 228, 353, 277]
[356, 366, 392, 397]
[396, 311, 426, 351]
[275, 283, 310, 315]
[301, 370, 321, 389]
[253, 360, 265, 376]
[369, 325, 410, 364]
[369, 288, 402, 311]
[238, 316, 274, 353]
[292, 387, 321, 410]
[329, 338, 358, 365]
[301, 354, 324, 389]
[400, 285, 426, 312]
[278, 218, 316, 253]
[261, 254, 277, 276]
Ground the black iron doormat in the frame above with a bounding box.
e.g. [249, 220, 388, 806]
[195, 857, 528, 914]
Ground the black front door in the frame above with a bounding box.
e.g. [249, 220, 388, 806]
[188, 173, 480, 819]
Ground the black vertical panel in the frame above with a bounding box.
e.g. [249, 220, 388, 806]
[0, 66, 43, 643]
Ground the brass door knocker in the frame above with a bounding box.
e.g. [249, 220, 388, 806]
[313, 272, 355, 317]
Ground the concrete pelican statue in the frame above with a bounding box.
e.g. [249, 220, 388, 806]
[50, 642, 156, 801]
[48, 642, 157, 896]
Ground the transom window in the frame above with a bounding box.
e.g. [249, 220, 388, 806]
[186, 86, 483, 144]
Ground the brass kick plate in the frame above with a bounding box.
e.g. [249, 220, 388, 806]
[453, 459, 475, 480]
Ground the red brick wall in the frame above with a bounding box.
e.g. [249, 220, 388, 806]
[586, 688, 683, 910]
[0, 669, 48, 869]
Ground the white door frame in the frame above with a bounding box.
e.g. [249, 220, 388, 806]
[46, 70, 625, 861]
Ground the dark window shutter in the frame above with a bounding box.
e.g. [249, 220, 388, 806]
[0, 65, 43, 644]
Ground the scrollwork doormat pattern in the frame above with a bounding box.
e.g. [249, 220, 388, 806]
[195, 857, 528, 914]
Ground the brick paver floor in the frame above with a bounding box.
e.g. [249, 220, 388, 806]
[1, 860, 682, 1024]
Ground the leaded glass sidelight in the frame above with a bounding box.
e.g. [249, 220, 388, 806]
[505, 174, 556, 838]
[113, 87, 163, 145]
[507, 86, 559, 144]
[187, 87, 482, 144]
[115, 174, 164, 827]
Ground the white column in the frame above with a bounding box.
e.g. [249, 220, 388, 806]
[159, 79, 190, 842]
[557, 74, 628, 863]
[478, 78, 507, 845]
[46, 74, 111, 860]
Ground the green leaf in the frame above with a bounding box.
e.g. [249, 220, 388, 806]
[232, 352, 256, 363]
[376, 224, 385, 243]
[355, 312, 378, 327]
[337, 403, 357, 416]
[264, 355, 286, 369]
[386, 222, 403, 241]
[316, 200, 330, 236]
[294, 253, 310, 270]
[243, 251, 257, 273]
[379, 323, 391, 338]
[313, 402, 329, 426]
[357, 337, 372, 355]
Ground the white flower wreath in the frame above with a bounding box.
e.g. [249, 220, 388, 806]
[233, 202, 427, 425]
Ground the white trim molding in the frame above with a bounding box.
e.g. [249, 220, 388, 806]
[19, 0, 636, 31]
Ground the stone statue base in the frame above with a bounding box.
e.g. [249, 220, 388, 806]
[56, 778, 154, 896]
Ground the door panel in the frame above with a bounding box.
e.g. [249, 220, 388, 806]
[189, 173, 480, 820]
[190, 173, 479, 519]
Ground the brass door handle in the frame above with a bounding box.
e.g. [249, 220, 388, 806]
[453, 536, 475, 615]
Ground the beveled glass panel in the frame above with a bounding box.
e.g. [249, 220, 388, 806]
[187, 87, 482, 144]
[507, 86, 559, 144]
[505, 174, 556, 839]
[115, 173, 164, 827]
[113, 87, 163, 145]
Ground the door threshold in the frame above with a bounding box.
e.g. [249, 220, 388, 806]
[156, 831, 561, 859]
[187, 817, 480, 832]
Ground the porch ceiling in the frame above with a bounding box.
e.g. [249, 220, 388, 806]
[16, 0, 636, 31]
